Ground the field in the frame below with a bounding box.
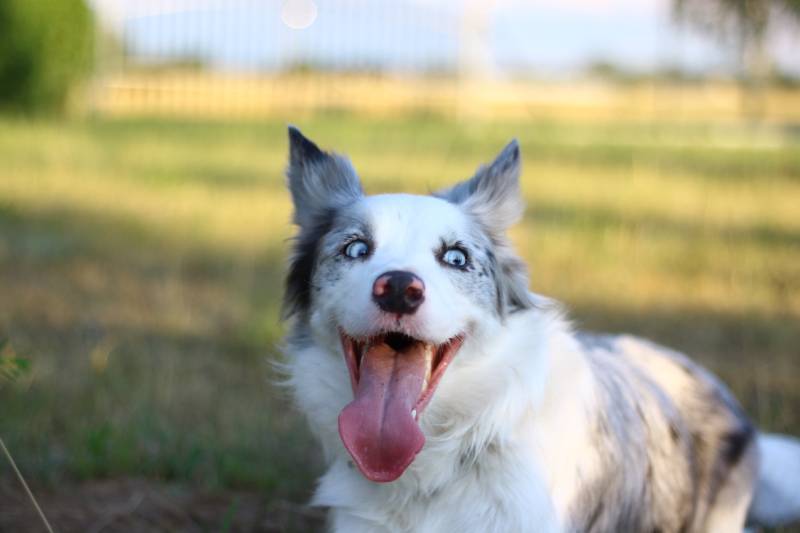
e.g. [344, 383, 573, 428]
[1, 112, 799, 531]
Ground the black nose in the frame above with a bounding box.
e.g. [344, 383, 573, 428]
[372, 271, 425, 315]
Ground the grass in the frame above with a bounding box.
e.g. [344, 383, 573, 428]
[0, 112, 799, 507]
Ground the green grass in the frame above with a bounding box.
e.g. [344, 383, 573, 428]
[0, 113, 799, 504]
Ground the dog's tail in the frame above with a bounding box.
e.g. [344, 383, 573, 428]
[747, 433, 800, 527]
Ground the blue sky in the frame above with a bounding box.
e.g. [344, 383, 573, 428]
[91, 0, 800, 76]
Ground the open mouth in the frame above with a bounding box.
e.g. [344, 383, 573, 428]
[337, 330, 464, 482]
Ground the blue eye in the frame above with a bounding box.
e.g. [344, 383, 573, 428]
[442, 248, 468, 268]
[344, 239, 370, 259]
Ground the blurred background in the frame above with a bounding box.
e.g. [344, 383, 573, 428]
[0, 0, 798, 531]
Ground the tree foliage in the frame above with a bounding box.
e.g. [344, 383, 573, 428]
[0, 0, 94, 114]
[673, 0, 800, 79]
[674, 0, 800, 34]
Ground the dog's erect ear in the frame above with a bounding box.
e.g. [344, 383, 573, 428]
[437, 140, 533, 314]
[436, 139, 523, 232]
[286, 126, 363, 227]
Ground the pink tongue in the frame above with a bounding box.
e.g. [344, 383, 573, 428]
[338, 342, 428, 482]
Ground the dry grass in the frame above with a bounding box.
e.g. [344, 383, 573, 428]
[92, 72, 800, 123]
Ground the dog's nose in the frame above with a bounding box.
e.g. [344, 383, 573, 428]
[372, 271, 425, 315]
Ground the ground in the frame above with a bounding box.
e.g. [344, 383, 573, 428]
[0, 478, 324, 532]
[0, 114, 798, 531]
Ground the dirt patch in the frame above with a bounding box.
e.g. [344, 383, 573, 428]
[0, 478, 325, 532]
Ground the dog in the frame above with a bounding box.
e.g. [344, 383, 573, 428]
[281, 127, 800, 532]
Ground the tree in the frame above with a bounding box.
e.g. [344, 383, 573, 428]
[673, 0, 800, 116]
[0, 0, 94, 114]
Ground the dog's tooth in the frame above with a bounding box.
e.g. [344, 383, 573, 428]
[411, 409, 417, 419]
[422, 344, 434, 389]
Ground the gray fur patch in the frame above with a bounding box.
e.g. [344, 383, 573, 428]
[436, 231, 504, 316]
[436, 139, 524, 232]
[283, 127, 364, 318]
[283, 208, 337, 318]
[575, 331, 617, 353]
[286, 126, 363, 229]
[567, 334, 757, 532]
[435, 140, 533, 315]
[284, 206, 377, 319]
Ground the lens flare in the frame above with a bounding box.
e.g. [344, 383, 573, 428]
[281, 0, 318, 30]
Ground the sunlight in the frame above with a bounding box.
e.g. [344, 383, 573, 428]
[281, 0, 317, 30]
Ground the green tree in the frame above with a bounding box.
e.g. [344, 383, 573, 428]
[0, 0, 94, 114]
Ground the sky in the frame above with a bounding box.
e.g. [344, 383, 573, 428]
[90, 0, 800, 76]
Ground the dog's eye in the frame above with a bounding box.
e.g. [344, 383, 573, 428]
[442, 248, 468, 268]
[343, 239, 370, 259]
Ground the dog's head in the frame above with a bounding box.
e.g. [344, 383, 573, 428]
[283, 127, 533, 482]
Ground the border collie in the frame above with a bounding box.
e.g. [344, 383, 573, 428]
[281, 127, 800, 532]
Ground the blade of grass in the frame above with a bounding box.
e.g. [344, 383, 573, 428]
[0, 436, 55, 533]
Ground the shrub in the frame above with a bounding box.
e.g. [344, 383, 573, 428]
[0, 0, 94, 114]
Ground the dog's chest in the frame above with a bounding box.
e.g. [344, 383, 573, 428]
[319, 440, 568, 533]
[317, 376, 600, 532]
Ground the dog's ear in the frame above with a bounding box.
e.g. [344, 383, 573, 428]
[436, 139, 523, 233]
[286, 126, 363, 227]
[438, 140, 533, 314]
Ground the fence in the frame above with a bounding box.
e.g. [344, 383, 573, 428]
[86, 0, 800, 121]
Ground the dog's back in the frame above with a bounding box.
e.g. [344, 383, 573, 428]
[571, 333, 758, 532]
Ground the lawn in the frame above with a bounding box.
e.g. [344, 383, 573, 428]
[0, 113, 798, 529]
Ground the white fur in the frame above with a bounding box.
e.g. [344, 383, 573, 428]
[310, 194, 485, 347]
[283, 189, 791, 532]
[284, 127, 800, 533]
[283, 193, 614, 532]
[748, 434, 800, 526]
[283, 132, 800, 532]
[286, 193, 652, 532]
[289, 300, 606, 532]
